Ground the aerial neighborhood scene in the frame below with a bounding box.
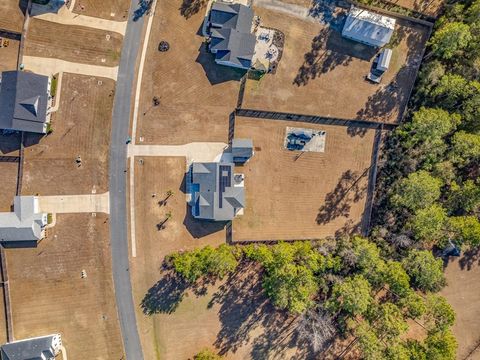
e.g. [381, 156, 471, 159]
[0, 0, 479, 358]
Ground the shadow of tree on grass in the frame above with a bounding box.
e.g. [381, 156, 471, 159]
[141, 271, 189, 315]
[180, 0, 207, 19]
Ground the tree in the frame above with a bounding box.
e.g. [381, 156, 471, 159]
[371, 302, 409, 341]
[194, 348, 223, 360]
[425, 294, 456, 332]
[351, 237, 385, 287]
[429, 22, 472, 60]
[451, 131, 480, 166]
[425, 329, 457, 360]
[383, 260, 411, 298]
[327, 275, 372, 316]
[391, 171, 443, 211]
[297, 308, 336, 352]
[449, 216, 480, 247]
[400, 291, 427, 319]
[384, 342, 411, 360]
[402, 250, 446, 292]
[353, 322, 384, 360]
[447, 180, 480, 215]
[431, 74, 470, 108]
[401, 108, 460, 149]
[408, 204, 448, 244]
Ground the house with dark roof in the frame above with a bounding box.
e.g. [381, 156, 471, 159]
[1, 334, 62, 360]
[342, 6, 396, 47]
[0, 71, 51, 134]
[0, 196, 48, 246]
[207, 1, 256, 69]
[189, 162, 245, 221]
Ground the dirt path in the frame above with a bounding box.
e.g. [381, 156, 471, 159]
[31, 2, 127, 34]
[22, 56, 118, 79]
[38, 192, 110, 214]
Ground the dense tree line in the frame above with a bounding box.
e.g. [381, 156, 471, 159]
[167, 238, 456, 359]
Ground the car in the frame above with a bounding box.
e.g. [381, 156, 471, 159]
[367, 48, 392, 83]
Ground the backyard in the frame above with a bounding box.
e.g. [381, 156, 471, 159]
[73, 0, 130, 21]
[241, 4, 429, 123]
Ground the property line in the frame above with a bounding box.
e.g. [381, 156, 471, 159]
[16, 133, 24, 196]
[129, 0, 158, 258]
[17, 0, 32, 69]
[235, 108, 398, 131]
[0, 246, 14, 342]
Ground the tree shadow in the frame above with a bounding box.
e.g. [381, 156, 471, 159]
[133, 0, 154, 21]
[346, 125, 368, 138]
[195, 44, 247, 85]
[179, 0, 207, 19]
[29, 0, 64, 16]
[459, 247, 480, 271]
[0, 133, 21, 155]
[293, 17, 377, 86]
[316, 169, 368, 225]
[140, 271, 189, 315]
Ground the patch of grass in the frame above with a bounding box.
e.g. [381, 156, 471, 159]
[50, 75, 58, 98]
[47, 213, 53, 224]
[46, 122, 53, 134]
[108, 49, 120, 62]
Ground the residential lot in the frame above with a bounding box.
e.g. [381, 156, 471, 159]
[22, 73, 114, 195]
[25, 19, 123, 67]
[394, 0, 444, 17]
[135, 0, 242, 145]
[0, 38, 20, 73]
[74, 0, 130, 21]
[131, 157, 358, 359]
[441, 251, 480, 359]
[6, 213, 124, 359]
[232, 117, 376, 241]
[241, 6, 429, 123]
[0, 0, 25, 33]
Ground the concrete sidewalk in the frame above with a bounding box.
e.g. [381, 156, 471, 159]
[39, 192, 110, 214]
[128, 142, 229, 167]
[23, 56, 118, 80]
[31, 3, 127, 35]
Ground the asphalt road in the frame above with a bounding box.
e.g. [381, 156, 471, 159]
[109, 2, 146, 359]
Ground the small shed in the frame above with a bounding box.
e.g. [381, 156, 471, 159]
[232, 138, 253, 164]
[341, 7, 396, 47]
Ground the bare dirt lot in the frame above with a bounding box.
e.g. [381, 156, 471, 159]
[0, 134, 21, 212]
[130, 157, 358, 359]
[22, 73, 114, 196]
[0, 0, 25, 33]
[6, 213, 124, 359]
[0, 38, 20, 73]
[441, 250, 480, 359]
[391, 0, 444, 17]
[242, 6, 429, 123]
[232, 117, 376, 241]
[74, 0, 130, 21]
[25, 19, 123, 67]
[135, 0, 242, 145]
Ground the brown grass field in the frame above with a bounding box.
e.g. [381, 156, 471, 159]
[74, 0, 130, 21]
[131, 157, 360, 360]
[392, 0, 444, 17]
[0, 0, 25, 33]
[6, 213, 124, 359]
[441, 251, 480, 359]
[25, 19, 123, 67]
[135, 0, 242, 145]
[22, 73, 114, 196]
[0, 38, 20, 73]
[242, 6, 429, 123]
[232, 117, 376, 241]
[0, 134, 21, 212]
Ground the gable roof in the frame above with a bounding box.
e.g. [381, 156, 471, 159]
[1, 335, 59, 360]
[209, 2, 254, 33]
[191, 162, 245, 221]
[0, 71, 49, 133]
[0, 196, 46, 242]
[210, 28, 256, 67]
[342, 7, 396, 47]
[232, 138, 254, 160]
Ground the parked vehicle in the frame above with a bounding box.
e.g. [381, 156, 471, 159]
[367, 48, 392, 83]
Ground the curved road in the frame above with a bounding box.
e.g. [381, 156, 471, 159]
[109, 2, 146, 359]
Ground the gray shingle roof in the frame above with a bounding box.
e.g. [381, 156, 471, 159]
[191, 162, 245, 221]
[0, 71, 49, 134]
[209, 2, 254, 33]
[1, 335, 59, 360]
[210, 28, 256, 67]
[0, 196, 47, 242]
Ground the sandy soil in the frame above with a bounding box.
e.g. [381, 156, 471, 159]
[232, 117, 376, 241]
[74, 0, 130, 21]
[441, 250, 480, 359]
[0, 38, 20, 73]
[389, 0, 445, 17]
[135, 0, 241, 145]
[22, 73, 114, 196]
[0, 0, 25, 33]
[6, 213, 124, 359]
[242, 6, 429, 123]
[25, 19, 123, 67]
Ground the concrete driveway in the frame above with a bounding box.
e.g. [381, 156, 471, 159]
[22, 56, 118, 80]
[38, 192, 110, 214]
